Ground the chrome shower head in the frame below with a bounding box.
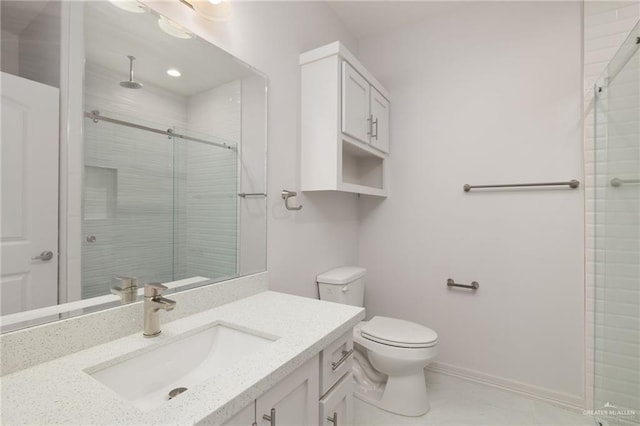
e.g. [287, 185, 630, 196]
[120, 55, 143, 89]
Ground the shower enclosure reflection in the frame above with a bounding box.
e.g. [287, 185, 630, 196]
[82, 110, 238, 299]
[78, 1, 266, 301]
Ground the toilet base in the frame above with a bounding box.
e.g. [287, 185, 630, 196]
[354, 371, 430, 417]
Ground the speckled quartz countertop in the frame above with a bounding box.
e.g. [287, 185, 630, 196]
[1, 291, 365, 425]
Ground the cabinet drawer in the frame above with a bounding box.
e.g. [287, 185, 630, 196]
[320, 330, 353, 396]
[320, 373, 353, 426]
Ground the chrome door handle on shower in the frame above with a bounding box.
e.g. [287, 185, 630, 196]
[32, 251, 54, 261]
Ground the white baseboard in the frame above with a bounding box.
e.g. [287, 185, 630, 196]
[426, 361, 587, 412]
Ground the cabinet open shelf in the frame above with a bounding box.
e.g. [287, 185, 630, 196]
[340, 139, 386, 196]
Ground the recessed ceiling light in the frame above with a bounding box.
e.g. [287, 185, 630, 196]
[167, 69, 182, 77]
[157, 16, 193, 39]
[108, 0, 146, 14]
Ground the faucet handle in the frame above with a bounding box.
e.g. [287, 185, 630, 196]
[115, 276, 138, 290]
[144, 283, 168, 298]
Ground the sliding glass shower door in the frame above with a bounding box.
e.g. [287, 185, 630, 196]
[82, 110, 238, 299]
[593, 20, 640, 426]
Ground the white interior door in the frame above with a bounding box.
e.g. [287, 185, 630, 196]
[370, 86, 390, 153]
[342, 61, 370, 144]
[1, 72, 59, 315]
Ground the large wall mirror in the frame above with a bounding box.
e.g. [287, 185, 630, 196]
[0, 0, 267, 332]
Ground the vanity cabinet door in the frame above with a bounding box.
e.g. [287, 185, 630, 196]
[220, 402, 255, 426]
[255, 355, 319, 426]
[342, 61, 370, 144]
[319, 373, 353, 426]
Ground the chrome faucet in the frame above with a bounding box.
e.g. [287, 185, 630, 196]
[143, 283, 176, 338]
[111, 276, 138, 304]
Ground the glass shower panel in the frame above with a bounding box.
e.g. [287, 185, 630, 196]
[82, 111, 175, 298]
[172, 128, 238, 283]
[594, 21, 640, 426]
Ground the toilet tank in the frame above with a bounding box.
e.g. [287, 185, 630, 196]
[317, 266, 365, 307]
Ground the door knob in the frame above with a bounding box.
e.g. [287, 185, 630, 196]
[32, 251, 54, 261]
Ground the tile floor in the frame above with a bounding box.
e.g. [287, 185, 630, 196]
[353, 371, 596, 426]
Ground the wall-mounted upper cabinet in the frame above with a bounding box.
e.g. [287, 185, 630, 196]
[300, 41, 391, 197]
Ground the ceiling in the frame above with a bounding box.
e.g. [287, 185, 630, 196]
[326, 1, 459, 41]
[1, 1, 53, 35]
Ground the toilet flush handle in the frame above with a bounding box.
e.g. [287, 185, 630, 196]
[341, 286, 349, 293]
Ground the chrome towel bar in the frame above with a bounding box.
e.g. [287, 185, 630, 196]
[447, 278, 479, 290]
[238, 192, 267, 197]
[463, 180, 579, 192]
[611, 178, 640, 187]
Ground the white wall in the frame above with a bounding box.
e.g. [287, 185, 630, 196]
[146, 1, 361, 298]
[356, 2, 585, 405]
[1, 30, 20, 75]
[18, 0, 60, 88]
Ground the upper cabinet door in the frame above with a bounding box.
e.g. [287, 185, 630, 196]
[370, 86, 390, 153]
[342, 61, 370, 144]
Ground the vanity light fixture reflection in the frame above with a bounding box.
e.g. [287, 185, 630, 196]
[167, 69, 182, 77]
[182, 0, 233, 22]
[109, 0, 146, 14]
[157, 16, 193, 39]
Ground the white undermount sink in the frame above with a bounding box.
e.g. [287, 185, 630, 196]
[86, 322, 278, 411]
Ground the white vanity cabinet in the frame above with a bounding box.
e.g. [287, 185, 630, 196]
[222, 403, 255, 425]
[221, 331, 355, 426]
[300, 41, 390, 197]
[319, 330, 354, 426]
[255, 355, 319, 425]
[320, 373, 353, 426]
[220, 355, 318, 426]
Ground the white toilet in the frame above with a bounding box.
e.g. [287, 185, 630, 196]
[317, 266, 438, 417]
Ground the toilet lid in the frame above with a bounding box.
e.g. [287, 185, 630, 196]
[361, 316, 438, 348]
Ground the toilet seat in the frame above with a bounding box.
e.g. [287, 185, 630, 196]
[361, 316, 438, 348]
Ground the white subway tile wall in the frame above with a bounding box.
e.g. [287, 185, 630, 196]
[583, 1, 640, 419]
[183, 81, 241, 280]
